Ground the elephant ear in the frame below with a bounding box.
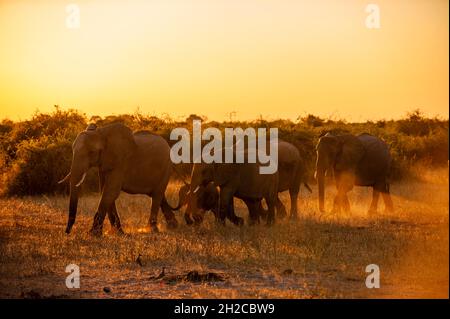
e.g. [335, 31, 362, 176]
[201, 182, 219, 210]
[100, 124, 137, 171]
[335, 134, 365, 172]
[213, 163, 239, 187]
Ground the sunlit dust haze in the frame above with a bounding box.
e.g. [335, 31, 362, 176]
[0, 0, 448, 121]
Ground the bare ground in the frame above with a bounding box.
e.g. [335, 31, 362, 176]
[0, 169, 448, 298]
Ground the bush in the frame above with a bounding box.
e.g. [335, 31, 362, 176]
[0, 108, 448, 196]
[299, 114, 324, 127]
[396, 109, 437, 137]
[1, 107, 87, 166]
[1, 135, 99, 196]
[2, 136, 71, 195]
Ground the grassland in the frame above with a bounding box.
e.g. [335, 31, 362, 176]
[0, 168, 447, 299]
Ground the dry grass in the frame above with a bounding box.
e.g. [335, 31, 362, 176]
[0, 168, 448, 299]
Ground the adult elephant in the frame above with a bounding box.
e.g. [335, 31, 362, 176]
[180, 140, 311, 225]
[315, 132, 394, 214]
[276, 140, 312, 219]
[59, 123, 180, 236]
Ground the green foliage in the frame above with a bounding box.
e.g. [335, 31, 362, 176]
[0, 106, 87, 166]
[396, 109, 435, 136]
[2, 136, 72, 195]
[299, 114, 325, 127]
[0, 108, 448, 196]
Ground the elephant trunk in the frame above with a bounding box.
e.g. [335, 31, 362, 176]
[183, 181, 203, 224]
[315, 150, 330, 213]
[66, 162, 88, 234]
[66, 182, 79, 233]
[317, 169, 325, 213]
[171, 183, 190, 211]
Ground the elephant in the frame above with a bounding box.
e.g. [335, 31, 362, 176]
[275, 139, 312, 219]
[185, 147, 279, 226]
[175, 181, 220, 224]
[59, 123, 180, 236]
[179, 139, 312, 225]
[314, 132, 394, 214]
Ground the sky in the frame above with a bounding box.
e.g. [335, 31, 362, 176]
[0, 0, 448, 122]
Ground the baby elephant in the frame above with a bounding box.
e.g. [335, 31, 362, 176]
[178, 181, 289, 225]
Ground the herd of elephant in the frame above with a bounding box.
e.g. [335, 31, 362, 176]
[59, 123, 394, 236]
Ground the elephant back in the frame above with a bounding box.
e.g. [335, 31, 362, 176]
[356, 133, 391, 185]
[133, 131, 170, 152]
[277, 140, 301, 191]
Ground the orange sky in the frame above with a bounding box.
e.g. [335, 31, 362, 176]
[0, 0, 448, 121]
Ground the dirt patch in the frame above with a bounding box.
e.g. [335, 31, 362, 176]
[158, 270, 226, 284]
[148, 267, 226, 284]
[0, 179, 448, 298]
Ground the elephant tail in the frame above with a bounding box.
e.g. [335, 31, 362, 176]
[304, 182, 312, 193]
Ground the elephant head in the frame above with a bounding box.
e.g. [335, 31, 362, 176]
[177, 181, 219, 225]
[181, 163, 213, 224]
[181, 162, 233, 224]
[315, 133, 365, 212]
[59, 123, 136, 233]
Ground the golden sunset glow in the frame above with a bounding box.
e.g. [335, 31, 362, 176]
[0, 0, 448, 121]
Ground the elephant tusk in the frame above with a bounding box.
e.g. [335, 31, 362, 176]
[75, 173, 87, 187]
[58, 173, 71, 184]
[193, 185, 200, 194]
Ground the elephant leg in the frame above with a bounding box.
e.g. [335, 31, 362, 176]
[91, 210, 107, 236]
[341, 178, 353, 213]
[183, 192, 196, 225]
[160, 197, 178, 229]
[275, 195, 287, 219]
[211, 204, 220, 221]
[332, 178, 342, 213]
[244, 199, 260, 225]
[149, 194, 163, 232]
[381, 183, 394, 213]
[368, 187, 380, 214]
[266, 202, 275, 226]
[91, 193, 120, 236]
[227, 197, 244, 226]
[265, 198, 276, 226]
[333, 190, 348, 213]
[184, 211, 194, 225]
[107, 201, 124, 234]
[217, 188, 231, 225]
[193, 210, 206, 225]
[257, 200, 268, 222]
[341, 193, 351, 212]
[332, 194, 341, 213]
[334, 176, 353, 213]
[289, 188, 299, 220]
[90, 173, 122, 236]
